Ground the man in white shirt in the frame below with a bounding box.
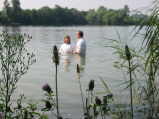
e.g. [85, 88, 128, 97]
[74, 31, 86, 56]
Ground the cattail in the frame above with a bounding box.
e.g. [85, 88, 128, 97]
[42, 84, 52, 93]
[58, 116, 63, 119]
[17, 103, 22, 109]
[103, 96, 107, 105]
[95, 97, 102, 106]
[24, 110, 28, 119]
[88, 80, 94, 91]
[45, 101, 52, 110]
[126, 45, 133, 119]
[125, 45, 131, 61]
[77, 64, 80, 73]
[53, 45, 59, 65]
[106, 94, 113, 99]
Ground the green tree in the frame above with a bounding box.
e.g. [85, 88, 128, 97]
[96, 6, 107, 25]
[3, 0, 10, 15]
[0, 4, 148, 25]
[12, 0, 21, 11]
[2, 0, 12, 23]
[86, 9, 99, 25]
[11, 0, 22, 23]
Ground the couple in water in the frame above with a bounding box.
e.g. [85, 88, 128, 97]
[59, 31, 86, 71]
[59, 31, 86, 56]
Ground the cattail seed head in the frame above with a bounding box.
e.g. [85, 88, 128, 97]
[103, 94, 113, 104]
[24, 110, 28, 119]
[95, 97, 102, 106]
[107, 93, 113, 99]
[42, 84, 52, 93]
[45, 101, 52, 110]
[53, 45, 59, 65]
[58, 116, 63, 119]
[88, 80, 94, 91]
[103, 96, 108, 105]
[77, 64, 80, 73]
[18, 103, 22, 109]
[125, 45, 131, 61]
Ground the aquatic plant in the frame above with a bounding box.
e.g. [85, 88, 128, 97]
[108, 1, 159, 117]
[42, 83, 55, 112]
[13, 95, 49, 119]
[0, 31, 51, 119]
[0, 32, 36, 119]
[136, 1, 159, 118]
[42, 84, 53, 94]
[76, 64, 86, 117]
[85, 78, 113, 119]
[106, 33, 147, 118]
[125, 45, 133, 119]
[52, 45, 62, 119]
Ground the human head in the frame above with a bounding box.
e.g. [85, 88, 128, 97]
[64, 35, 71, 44]
[77, 31, 84, 39]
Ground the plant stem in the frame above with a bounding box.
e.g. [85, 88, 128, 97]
[5, 46, 11, 119]
[5, 74, 9, 119]
[86, 96, 90, 118]
[128, 60, 133, 119]
[78, 74, 85, 115]
[100, 106, 104, 119]
[91, 91, 93, 103]
[55, 64, 59, 118]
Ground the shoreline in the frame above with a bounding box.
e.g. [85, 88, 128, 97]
[0, 25, 139, 27]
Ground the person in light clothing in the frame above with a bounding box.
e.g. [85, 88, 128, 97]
[59, 35, 73, 55]
[59, 35, 73, 72]
[74, 31, 86, 56]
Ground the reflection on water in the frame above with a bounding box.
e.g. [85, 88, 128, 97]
[60, 54, 73, 72]
[75, 54, 86, 72]
[60, 54, 86, 73]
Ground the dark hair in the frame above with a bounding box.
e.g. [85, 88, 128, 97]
[78, 31, 84, 38]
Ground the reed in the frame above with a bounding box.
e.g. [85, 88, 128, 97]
[137, 1, 159, 118]
[53, 45, 62, 119]
[76, 64, 86, 117]
[125, 45, 133, 119]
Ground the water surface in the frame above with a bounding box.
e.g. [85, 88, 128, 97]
[0, 26, 143, 118]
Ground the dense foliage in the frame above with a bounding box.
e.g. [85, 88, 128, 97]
[0, 0, 148, 26]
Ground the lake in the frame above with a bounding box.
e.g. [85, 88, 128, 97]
[0, 26, 143, 119]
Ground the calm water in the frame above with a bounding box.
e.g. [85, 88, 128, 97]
[0, 26, 143, 118]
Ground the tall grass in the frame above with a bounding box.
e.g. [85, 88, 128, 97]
[137, 1, 159, 118]
[108, 1, 159, 118]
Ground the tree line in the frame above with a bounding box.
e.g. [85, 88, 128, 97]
[0, 0, 148, 26]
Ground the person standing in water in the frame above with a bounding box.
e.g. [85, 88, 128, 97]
[74, 31, 86, 56]
[59, 35, 73, 72]
[59, 35, 73, 55]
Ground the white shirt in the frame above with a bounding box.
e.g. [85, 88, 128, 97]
[59, 43, 73, 55]
[75, 38, 86, 56]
